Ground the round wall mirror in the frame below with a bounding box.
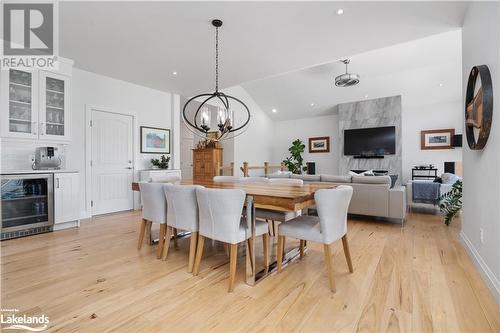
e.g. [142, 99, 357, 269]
[465, 65, 493, 150]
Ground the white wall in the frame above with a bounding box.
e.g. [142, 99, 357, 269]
[272, 114, 339, 175]
[461, 2, 500, 304]
[69, 68, 176, 216]
[222, 85, 274, 176]
[402, 99, 463, 181]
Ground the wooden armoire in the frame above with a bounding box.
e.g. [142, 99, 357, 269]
[193, 148, 223, 181]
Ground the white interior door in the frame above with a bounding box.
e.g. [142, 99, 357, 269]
[180, 122, 194, 179]
[91, 110, 134, 215]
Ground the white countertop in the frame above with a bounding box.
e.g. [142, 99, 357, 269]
[1, 169, 79, 175]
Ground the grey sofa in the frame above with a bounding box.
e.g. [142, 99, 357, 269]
[268, 173, 407, 223]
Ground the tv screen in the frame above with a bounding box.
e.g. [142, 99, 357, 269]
[344, 126, 396, 156]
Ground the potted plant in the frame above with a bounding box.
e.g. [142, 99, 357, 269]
[439, 179, 462, 225]
[282, 139, 307, 174]
[151, 155, 170, 169]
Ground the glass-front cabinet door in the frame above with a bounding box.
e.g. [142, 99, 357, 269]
[0, 69, 39, 139]
[39, 71, 71, 141]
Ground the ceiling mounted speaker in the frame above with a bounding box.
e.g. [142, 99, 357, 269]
[335, 59, 360, 87]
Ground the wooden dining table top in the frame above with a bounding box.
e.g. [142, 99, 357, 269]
[132, 179, 336, 212]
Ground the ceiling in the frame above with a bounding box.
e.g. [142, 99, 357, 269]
[242, 29, 463, 120]
[60, 1, 468, 98]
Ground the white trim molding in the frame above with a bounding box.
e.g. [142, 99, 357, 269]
[460, 230, 500, 304]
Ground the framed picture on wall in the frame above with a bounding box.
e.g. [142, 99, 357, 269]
[309, 137, 330, 153]
[420, 129, 455, 150]
[140, 126, 170, 154]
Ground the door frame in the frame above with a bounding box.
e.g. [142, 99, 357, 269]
[84, 105, 138, 218]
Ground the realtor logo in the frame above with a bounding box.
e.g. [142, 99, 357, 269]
[1, 2, 58, 69]
[3, 3, 53, 55]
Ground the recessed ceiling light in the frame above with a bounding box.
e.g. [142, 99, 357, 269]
[272, 108, 277, 113]
[172, 71, 178, 76]
[310, 103, 315, 107]
[337, 8, 344, 15]
[439, 83, 444, 87]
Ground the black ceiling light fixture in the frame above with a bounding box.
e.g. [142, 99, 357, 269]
[335, 59, 360, 87]
[182, 19, 251, 141]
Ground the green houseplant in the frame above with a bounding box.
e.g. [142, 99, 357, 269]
[282, 139, 307, 174]
[439, 179, 462, 225]
[151, 155, 170, 169]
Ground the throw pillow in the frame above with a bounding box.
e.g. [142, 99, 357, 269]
[433, 177, 443, 184]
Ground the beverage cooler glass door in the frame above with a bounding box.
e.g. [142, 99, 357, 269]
[1, 174, 54, 239]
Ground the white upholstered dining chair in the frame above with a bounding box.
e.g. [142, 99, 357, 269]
[163, 184, 203, 272]
[193, 187, 269, 292]
[240, 177, 269, 183]
[255, 178, 303, 236]
[138, 182, 168, 258]
[276, 185, 354, 292]
[150, 174, 181, 183]
[213, 176, 242, 182]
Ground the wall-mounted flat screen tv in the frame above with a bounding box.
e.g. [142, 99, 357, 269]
[344, 126, 396, 156]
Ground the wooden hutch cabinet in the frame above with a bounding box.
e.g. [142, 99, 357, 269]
[193, 148, 223, 181]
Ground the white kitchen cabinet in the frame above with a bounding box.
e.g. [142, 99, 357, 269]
[0, 59, 73, 142]
[39, 71, 71, 142]
[0, 69, 39, 139]
[54, 172, 80, 224]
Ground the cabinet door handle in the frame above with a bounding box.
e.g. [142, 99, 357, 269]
[125, 167, 133, 169]
[56, 178, 60, 188]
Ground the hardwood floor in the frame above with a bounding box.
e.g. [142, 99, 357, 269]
[1, 211, 499, 332]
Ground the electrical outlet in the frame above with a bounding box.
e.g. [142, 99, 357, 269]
[480, 228, 485, 244]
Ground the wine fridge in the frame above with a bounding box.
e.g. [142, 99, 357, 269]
[1, 174, 54, 240]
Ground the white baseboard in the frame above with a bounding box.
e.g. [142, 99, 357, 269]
[459, 231, 500, 305]
[54, 220, 79, 231]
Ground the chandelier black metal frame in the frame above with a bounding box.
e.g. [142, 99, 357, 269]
[182, 19, 251, 141]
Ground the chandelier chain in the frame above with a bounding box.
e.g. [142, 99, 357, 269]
[215, 26, 219, 92]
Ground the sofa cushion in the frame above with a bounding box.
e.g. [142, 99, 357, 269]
[352, 175, 391, 185]
[321, 175, 352, 183]
[291, 174, 321, 182]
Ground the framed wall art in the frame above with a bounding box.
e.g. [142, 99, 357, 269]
[420, 129, 455, 150]
[309, 137, 330, 153]
[140, 126, 170, 154]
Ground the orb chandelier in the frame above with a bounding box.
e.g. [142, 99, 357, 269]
[335, 59, 360, 87]
[182, 19, 251, 141]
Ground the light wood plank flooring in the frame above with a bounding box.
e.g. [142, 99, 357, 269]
[1, 211, 499, 332]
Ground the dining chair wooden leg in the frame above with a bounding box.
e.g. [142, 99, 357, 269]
[173, 228, 179, 249]
[187, 231, 198, 273]
[162, 226, 172, 261]
[323, 243, 336, 292]
[277, 235, 284, 273]
[246, 238, 254, 273]
[282, 236, 286, 261]
[262, 233, 269, 269]
[342, 235, 354, 273]
[137, 219, 147, 250]
[157, 224, 166, 259]
[223, 243, 230, 258]
[228, 243, 238, 292]
[146, 221, 153, 245]
[300, 240, 305, 259]
[193, 235, 205, 276]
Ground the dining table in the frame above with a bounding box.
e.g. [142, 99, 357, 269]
[132, 179, 336, 286]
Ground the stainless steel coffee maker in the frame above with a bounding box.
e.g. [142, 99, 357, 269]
[32, 147, 62, 170]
